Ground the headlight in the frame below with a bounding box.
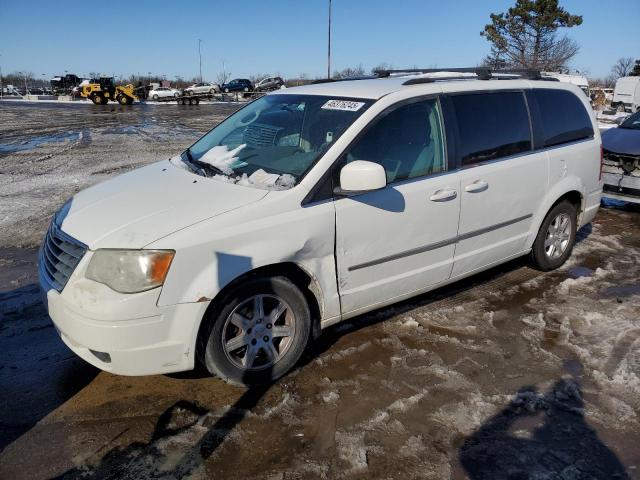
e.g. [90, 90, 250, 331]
[86, 250, 174, 293]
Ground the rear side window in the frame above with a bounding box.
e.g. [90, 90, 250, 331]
[451, 92, 532, 166]
[532, 89, 593, 148]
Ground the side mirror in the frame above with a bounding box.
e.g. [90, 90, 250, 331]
[336, 160, 386, 195]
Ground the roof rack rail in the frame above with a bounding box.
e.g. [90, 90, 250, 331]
[491, 69, 543, 80]
[311, 75, 377, 85]
[375, 67, 492, 80]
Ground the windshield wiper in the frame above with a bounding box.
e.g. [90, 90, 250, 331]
[183, 148, 227, 177]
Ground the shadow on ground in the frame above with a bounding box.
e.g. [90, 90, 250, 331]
[460, 376, 630, 480]
[0, 275, 99, 451]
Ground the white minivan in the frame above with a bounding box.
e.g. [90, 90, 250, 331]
[39, 69, 603, 386]
[612, 76, 640, 113]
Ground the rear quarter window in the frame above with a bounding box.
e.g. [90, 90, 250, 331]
[451, 91, 532, 166]
[532, 89, 594, 148]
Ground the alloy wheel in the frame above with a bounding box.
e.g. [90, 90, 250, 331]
[222, 294, 295, 371]
[545, 213, 572, 259]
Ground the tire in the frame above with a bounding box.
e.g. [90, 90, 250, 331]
[224, 88, 229, 93]
[199, 276, 311, 386]
[117, 95, 128, 105]
[617, 103, 626, 113]
[91, 94, 103, 105]
[530, 200, 577, 271]
[174, 92, 179, 98]
[209, 88, 215, 94]
[152, 94, 159, 100]
[243, 87, 249, 92]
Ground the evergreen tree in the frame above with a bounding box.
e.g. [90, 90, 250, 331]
[481, 0, 582, 71]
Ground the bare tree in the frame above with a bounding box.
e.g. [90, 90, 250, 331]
[216, 71, 231, 85]
[611, 57, 635, 79]
[332, 65, 366, 79]
[371, 62, 393, 75]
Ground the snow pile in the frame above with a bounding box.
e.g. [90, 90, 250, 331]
[200, 144, 247, 174]
[218, 169, 296, 190]
[171, 151, 298, 190]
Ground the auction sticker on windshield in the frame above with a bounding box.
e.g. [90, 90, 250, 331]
[321, 99, 366, 112]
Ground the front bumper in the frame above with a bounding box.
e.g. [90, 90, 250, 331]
[38, 254, 209, 376]
[603, 172, 640, 204]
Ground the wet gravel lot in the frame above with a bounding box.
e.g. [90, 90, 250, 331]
[1, 101, 640, 479]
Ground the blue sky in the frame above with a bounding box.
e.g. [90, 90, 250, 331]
[1, 0, 638, 81]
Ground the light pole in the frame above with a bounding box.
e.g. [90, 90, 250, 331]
[0, 54, 3, 98]
[327, 0, 332, 79]
[198, 39, 202, 82]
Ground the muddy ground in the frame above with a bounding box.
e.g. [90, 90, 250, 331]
[1, 101, 640, 480]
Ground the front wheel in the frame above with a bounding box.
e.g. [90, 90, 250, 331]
[617, 103, 626, 113]
[530, 200, 577, 271]
[199, 276, 311, 386]
[152, 94, 159, 100]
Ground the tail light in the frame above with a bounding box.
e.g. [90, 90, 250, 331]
[599, 144, 604, 181]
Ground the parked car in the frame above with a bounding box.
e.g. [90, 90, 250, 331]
[255, 76, 285, 92]
[612, 76, 640, 113]
[39, 71, 602, 386]
[148, 87, 181, 100]
[602, 110, 640, 203]
[221, 78, 253, 93]
[185, 82, 220, 95]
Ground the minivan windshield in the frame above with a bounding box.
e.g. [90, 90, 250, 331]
[177, 94, 373, 189]
[619, 111, 640, 130]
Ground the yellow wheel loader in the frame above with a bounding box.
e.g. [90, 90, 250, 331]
[80, 77, 137, 105]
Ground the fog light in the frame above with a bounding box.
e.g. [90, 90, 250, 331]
[90, 349, 111, 363]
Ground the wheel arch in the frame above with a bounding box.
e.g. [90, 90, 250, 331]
[194, 261, 324, 366]
[527, 182, 585, 249]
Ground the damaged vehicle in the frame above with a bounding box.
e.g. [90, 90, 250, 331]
[39, 70, 602, 386]
[602, 110, 640, 203]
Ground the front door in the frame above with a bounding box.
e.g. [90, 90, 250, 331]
[334, 97, 461, 315]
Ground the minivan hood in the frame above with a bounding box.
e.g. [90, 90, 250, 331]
[602, 127, 640, 156]
[58, 160, 268, 249]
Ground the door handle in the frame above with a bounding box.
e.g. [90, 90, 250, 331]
[465, 180, 489, 193]
[430, 188, 457, 202]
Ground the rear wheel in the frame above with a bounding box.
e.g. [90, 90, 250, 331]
[224, 88, 229, 93]
[209, 88, 215, 94]
[152, 94, 159, 100]
[617, 103, 627, 113]
[174, 92, 179, 98]
[199, 276, 311, 386]
[117, 95, 128, 105]
[530, 200, 577, 271]
[91, 94, 103, 105]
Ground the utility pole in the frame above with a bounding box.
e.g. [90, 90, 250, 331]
[0, 54, 3, 98]
[327, 0, 332, 79]
[198, 39, 202, 82]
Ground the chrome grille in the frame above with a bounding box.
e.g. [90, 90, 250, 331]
[40, 222, 87, 292]
[243, 123, 282, 148]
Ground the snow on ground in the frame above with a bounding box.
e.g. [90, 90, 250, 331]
[596, 110, 629, 131]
